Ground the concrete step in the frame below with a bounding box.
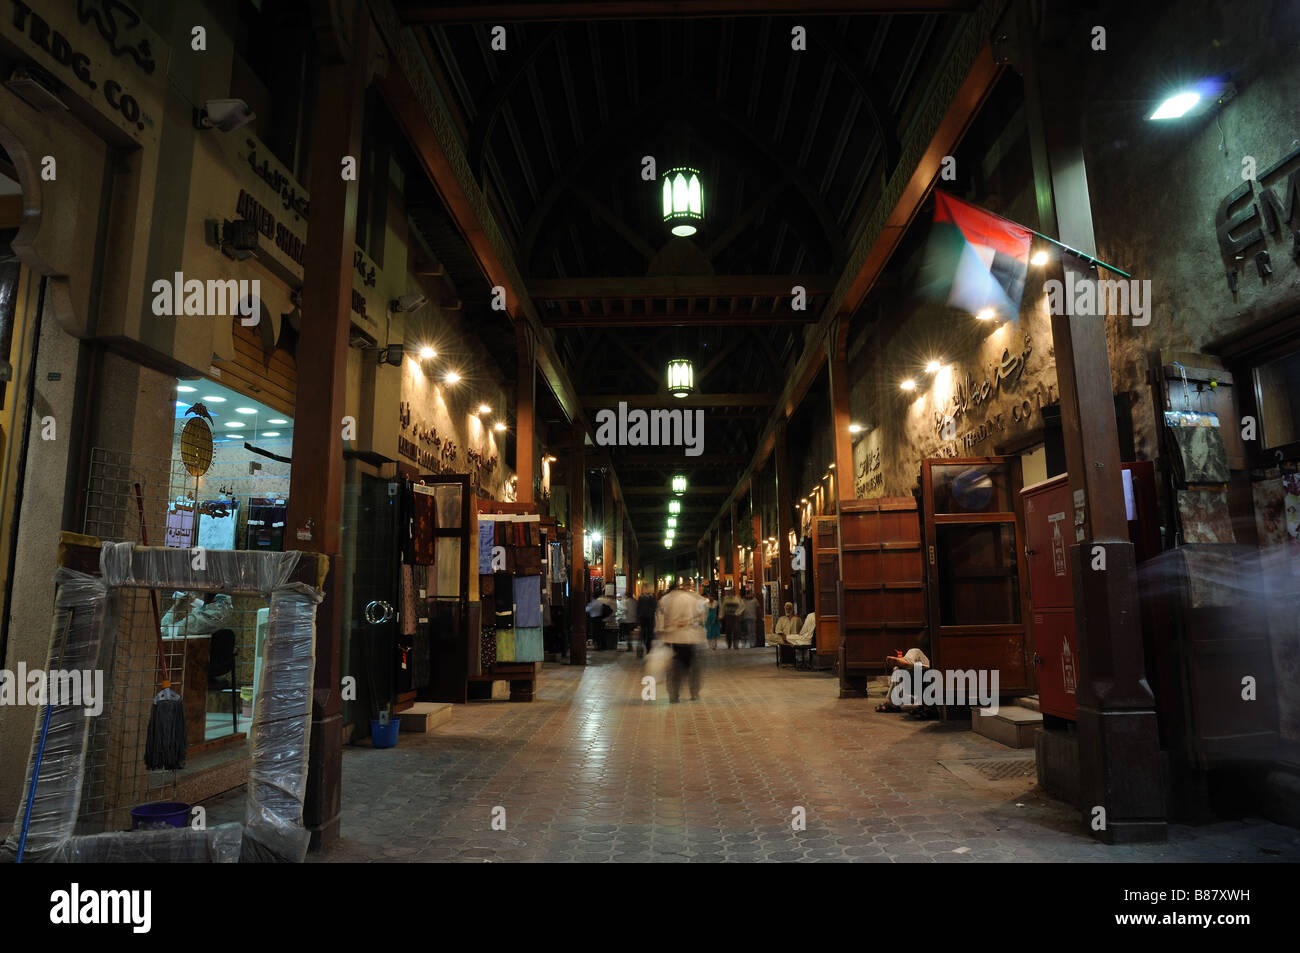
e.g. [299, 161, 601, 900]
[1016, 695, 1041, 713]
[398, 702, 453, 733]
[972, 704, 1042, 749]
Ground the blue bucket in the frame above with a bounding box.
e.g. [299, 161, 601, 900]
[130, 801, 190, 830]
[370, 718, 401, 748]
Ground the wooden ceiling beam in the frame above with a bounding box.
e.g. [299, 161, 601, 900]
[530, 275, 830, 299]
[541, 312, 817, 328]
[398, 2, 977, 23]
[581, 393, 776, 408]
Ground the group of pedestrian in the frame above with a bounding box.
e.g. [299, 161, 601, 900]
[715, 587, 762, 648]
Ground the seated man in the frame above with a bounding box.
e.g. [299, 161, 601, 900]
[772, 602, 801, 665]
[879, 644, 931, 713]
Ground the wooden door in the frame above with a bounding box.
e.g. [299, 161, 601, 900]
[811, 515, 840, 668]
[838, 498, 925, 696]
[921, 457, 1034, 696]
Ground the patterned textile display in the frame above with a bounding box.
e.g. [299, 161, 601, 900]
[480, 627, 497, 669]
[478, 519, 496, 574]
[411, 484, 438, 564]
[550, 543, 566, 583]
[514, 575, 542, 628]
[400, 564, 418, 637]
[496, 628, 516, 663]
[1164, 410, 1229, 485]
[480, 573, 495, 596]
[493, 571, 514, 627]
[514, 626, 543, 662]
[516, 546, 541, 575]
[412, 622, 431, 689]
[1177, 489, 1235, 544]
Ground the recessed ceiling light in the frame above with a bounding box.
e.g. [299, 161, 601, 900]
[203, 395, 227, 403]
[177, 385, 197, 393]
[235, 407, 257, 415]
[267, 418, 288, 425]
[224, 421, 245, 428]
[261, 431, 280, 437]
[1150, 91, 1199, 120]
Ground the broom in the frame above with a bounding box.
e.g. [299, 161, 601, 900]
[135, 483, 186, 770]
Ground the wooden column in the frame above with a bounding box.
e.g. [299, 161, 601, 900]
[568, 429, 587, 665]
[729, 501, 741, 597]
[1019, 0, 1164, 842]
[775, 419, 794, 608]
[601, 471, 614, 593]
[752, 501, 766, 645]
[515, 324, 536, 504]
[827, 319, 856, 509]
[288, 5, 370, 851]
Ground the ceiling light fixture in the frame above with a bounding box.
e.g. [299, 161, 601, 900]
[667, 358, 695, 398]
[848, 423, 863, 434]
[261, 431, 281, 437]
[662, 166, 703, 237]
[975, 308, 996, 322]
[1029, 250, 1049, 266]
[668, 500, 681, 514]
[177, 385, 197, 393]
[1149, 90, 1200, 120]
[267, 418, 288, 425]
[419, 345, 437, 360]
[235, 407, 257, 415]
[900, 379, 917, 392]
[925, 360, 941, 374]
[672, 475, 687, 495]
[444, 371, 461, 385]
[477, 404, 491, 415]
[203, 395, 226, 403]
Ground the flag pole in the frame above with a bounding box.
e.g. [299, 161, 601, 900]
[1029, 230, 1132, 280]
[938, 191, 1133, 279]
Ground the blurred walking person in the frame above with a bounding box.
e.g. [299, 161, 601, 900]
[655, 579, 708, 702]
[636, 587, 658, 658]
[705, 587, 721, 649]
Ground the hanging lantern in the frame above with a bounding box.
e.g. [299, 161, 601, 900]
[672, 475, 687, 495]
[666, 358, 694, 398]
[668, 500, 681, 514]
[662, 166, 703, 237]
[667, 517, 678, 529]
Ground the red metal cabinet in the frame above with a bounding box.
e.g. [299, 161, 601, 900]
[1022, 475, 1078, 719]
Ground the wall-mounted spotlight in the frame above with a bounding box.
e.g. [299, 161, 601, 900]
[494, 422, 507, 432]
[476, 403, 492, 415]
[194, 98, 256, 132]
[925, 360, 942, 374]
[444, 371, 461, 385]
[900, 378, 917, 392]
[391, 293, 428, 313]
[848, 423, 863, 434]
[418, 345, 437, 360]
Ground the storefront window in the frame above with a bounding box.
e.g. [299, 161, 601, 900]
[1253, 349, 1300, 450]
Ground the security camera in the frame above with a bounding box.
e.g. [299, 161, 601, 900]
[195, 99, 256, 132]
[391, 293, 427, 313]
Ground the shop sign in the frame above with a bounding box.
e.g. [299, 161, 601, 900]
[933, 334, 1034, 441]
[233, 139, 378, 327]
[1216, 140, 1300, 284]
[6, 0, 163, 142]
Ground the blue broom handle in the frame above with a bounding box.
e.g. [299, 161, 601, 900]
[16, 694, 54, 863]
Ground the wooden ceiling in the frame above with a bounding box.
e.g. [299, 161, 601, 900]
[400, 4, 967, 548]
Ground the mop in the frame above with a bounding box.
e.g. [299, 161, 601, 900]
[136, 483, 186, 770]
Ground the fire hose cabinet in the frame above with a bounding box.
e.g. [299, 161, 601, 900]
[1022, 475, 1078, 720]
[1021, 464, 1160, 722]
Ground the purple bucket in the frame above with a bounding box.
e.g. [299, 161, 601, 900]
[130, 801, 190, 830]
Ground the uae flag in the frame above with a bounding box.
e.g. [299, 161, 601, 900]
[918, 192, 1034, 320]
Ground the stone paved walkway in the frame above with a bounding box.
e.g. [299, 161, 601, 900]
[303, 648, 1300, 862]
